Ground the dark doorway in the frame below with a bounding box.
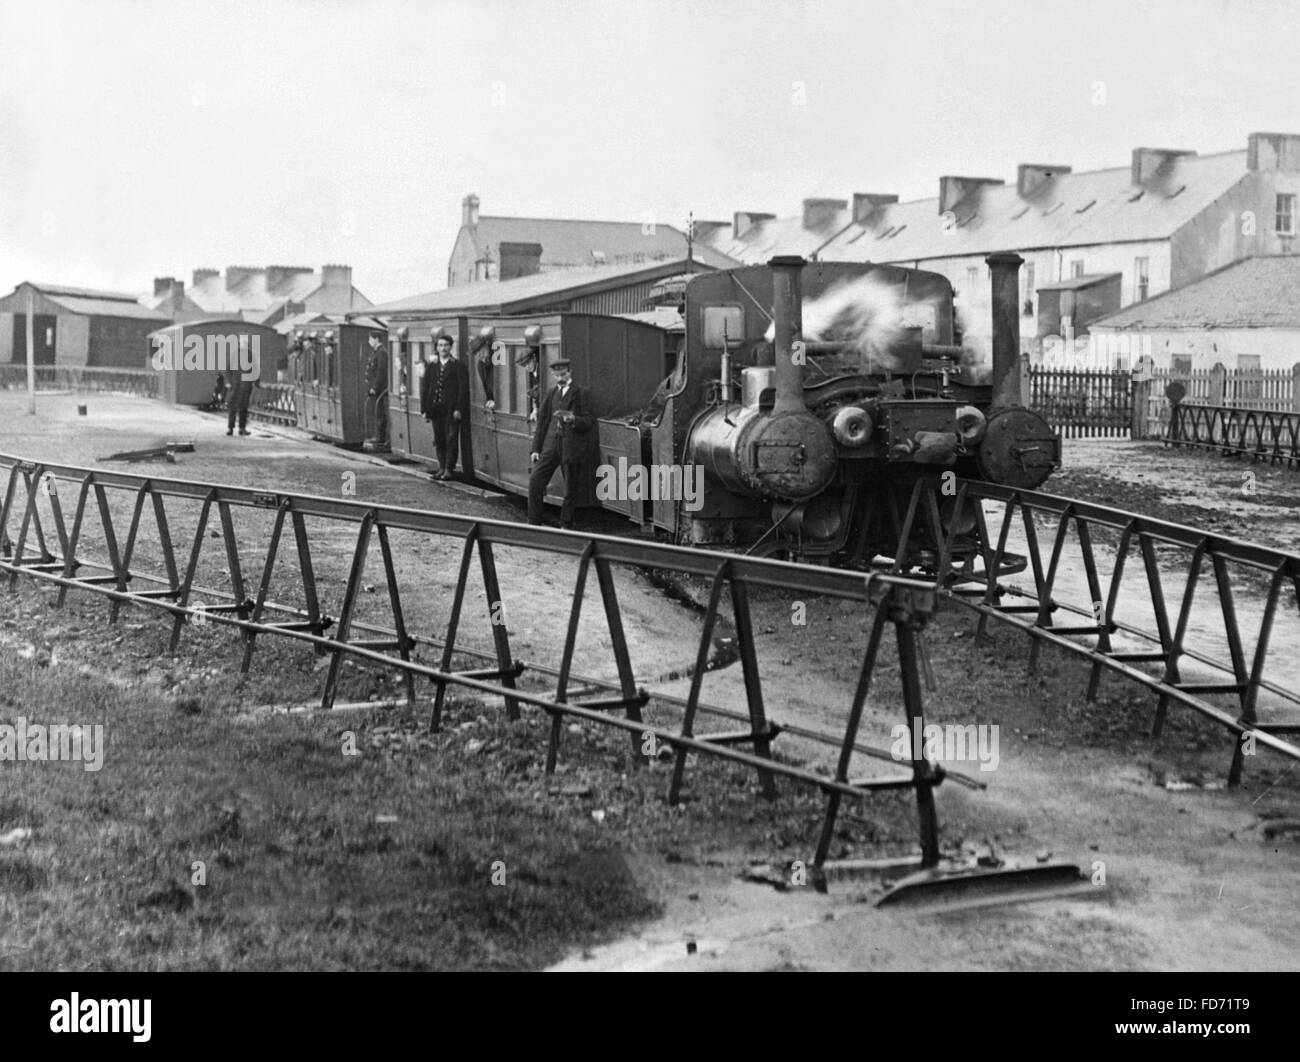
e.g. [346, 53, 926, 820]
[12, 314, 58, 365]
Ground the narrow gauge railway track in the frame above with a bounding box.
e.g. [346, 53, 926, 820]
[3, 453, 1300, 877]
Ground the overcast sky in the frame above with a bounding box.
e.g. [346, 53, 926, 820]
[2, 0, 1298, 304]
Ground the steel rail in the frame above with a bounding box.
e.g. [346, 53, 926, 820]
[0, 452, 958, 867]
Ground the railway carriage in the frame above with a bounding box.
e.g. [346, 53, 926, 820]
[287, 317, 386, 446]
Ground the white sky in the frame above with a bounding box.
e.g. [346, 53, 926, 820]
[2, 0, 1298, 304]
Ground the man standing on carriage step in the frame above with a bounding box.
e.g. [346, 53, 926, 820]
[364, 333, 390, 451]
[421, 333, 468, 479]
[528, 357, 595, 530]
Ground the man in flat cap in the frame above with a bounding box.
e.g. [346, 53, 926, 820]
[528, 357, 594, 529]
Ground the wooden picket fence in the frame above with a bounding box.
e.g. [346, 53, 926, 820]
[1026, 365, 1133, 438]
[1026, 360, 1300, 441]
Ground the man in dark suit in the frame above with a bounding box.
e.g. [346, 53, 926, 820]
[528, 357, 595, 529]
[364, 333, 389, 450]
[420, 333, 468, 480]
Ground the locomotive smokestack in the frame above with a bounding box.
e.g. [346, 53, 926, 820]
[986, 251, 1024, 408]
[769, 255, 806, 415]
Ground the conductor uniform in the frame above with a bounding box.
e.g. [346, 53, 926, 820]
[420, 337, 469, 479]
[528, 358, 595, 529]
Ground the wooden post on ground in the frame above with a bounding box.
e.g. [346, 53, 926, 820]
[25, 289, 36, 415]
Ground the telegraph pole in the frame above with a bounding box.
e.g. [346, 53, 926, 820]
[26, 288, 36, 415]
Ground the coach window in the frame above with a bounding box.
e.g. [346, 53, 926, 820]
[392, 339, 407, 397]
[511, 343, 531, 415]
[325, 341, 335, 389]
[412, 341, 427, 395]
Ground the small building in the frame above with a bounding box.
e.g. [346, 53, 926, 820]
[446, 194, 738, 286]
[1089, 255, 1300, 372]
[0, 281, 171, 368]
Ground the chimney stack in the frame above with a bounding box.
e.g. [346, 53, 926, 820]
[1016, 164, 1071, 199]
[1247, 132, 1300, 172]
[801, 197, 848, 231]
[769, 255, 807, 416]
[690, 220, 729, 239]
[225, 266, 264, 291]
[192, 268, 219, 288]
[320, 264, 352, 289]
[498, 242, 542, 280]
[852, 193, 898, 225]
[1131, 148, 1196, 187]
[153, 276, 180, 298]
[987, 252, 1024, 409]
[462, 193, 480, 228]
[733, 211, 775, 240]
[939, 176, 1004, 217]
[266, 265, 314, 295]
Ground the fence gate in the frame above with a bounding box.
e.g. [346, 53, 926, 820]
[1028, 366, 1132, 439]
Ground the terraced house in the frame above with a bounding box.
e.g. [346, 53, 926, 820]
[700, 132, 1300, 367]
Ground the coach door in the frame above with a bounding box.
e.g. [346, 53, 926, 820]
[466, 317, 502, 485]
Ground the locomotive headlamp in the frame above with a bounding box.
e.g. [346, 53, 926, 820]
[954, 405, 987, 448]
[831, 406, 874, 448]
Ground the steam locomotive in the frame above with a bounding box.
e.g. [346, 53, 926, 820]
[374, 253, 1059, 567]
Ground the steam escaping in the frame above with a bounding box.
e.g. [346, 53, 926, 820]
[953, 303, 993, 385]
[764, 274, 945, 372]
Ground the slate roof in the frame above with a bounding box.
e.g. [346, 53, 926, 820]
[461, 217, 738, 272]
[702, 151, 1251, 265]
[1091, 255, 1300, 330]
[369, 258, 712, 316]
[20, 282, 171, 321]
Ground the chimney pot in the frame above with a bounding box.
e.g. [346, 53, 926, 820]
[462, 193, 481, 228]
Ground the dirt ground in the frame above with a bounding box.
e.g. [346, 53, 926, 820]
[2, 393, 1298, 971]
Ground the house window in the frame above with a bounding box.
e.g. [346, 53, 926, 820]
[1134, 257, 1150, 301]
[1022, 261, 1035, 315]
[1277, 194, 1296, 235]
[1071, 259, 1085, 278]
